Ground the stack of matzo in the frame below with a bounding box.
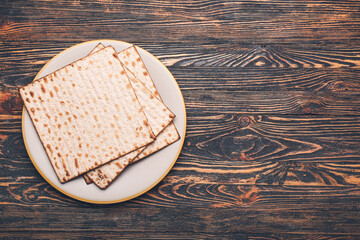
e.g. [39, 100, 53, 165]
[20, 43, 180, 189]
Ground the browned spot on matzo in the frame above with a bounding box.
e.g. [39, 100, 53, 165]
[47, 144, 53, 155]
[41, 85, 46, 93]
[75, 158, 79, 168]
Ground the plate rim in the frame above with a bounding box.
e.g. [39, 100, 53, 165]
[21, 39, 187, 204]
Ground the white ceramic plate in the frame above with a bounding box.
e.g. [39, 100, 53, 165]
[22, 40, 186, 204]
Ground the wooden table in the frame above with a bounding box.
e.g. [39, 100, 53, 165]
[1, 1, 360, 238]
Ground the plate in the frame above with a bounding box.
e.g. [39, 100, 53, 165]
[22, 40, 186, 204]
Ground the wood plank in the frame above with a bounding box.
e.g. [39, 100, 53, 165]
[2, 42, 360, 70]
[0, 232, 239, 240]
[1, 185, 359, 235]
[184, 90, 360, 115]
[170, 67, 360, 91]
[0, 232, 358, 240]
[1, 0, 360, 44]
[158, 46, 360, 68]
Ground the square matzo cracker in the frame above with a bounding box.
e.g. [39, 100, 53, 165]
[20, 46, 155, 183]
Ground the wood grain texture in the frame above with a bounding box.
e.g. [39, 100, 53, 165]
[1, 0, 360, 44]
[158, 46, 360, 68]
[1, 0, 360, 239]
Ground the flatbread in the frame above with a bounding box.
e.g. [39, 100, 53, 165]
[20, 46, 155, 183]
[117, 45, 180, 163]
[84, 45, 175, 189]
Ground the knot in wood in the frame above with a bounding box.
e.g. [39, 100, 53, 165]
[2, 96, 17, 111]
[237, 116, 250, 127]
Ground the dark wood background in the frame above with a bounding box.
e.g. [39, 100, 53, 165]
[1, 0, 360, 239]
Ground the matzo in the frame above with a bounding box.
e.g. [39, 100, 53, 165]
[84, 45, 175, 189]
[117, 45, 180, 163]
[20, 46, 155, 183]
